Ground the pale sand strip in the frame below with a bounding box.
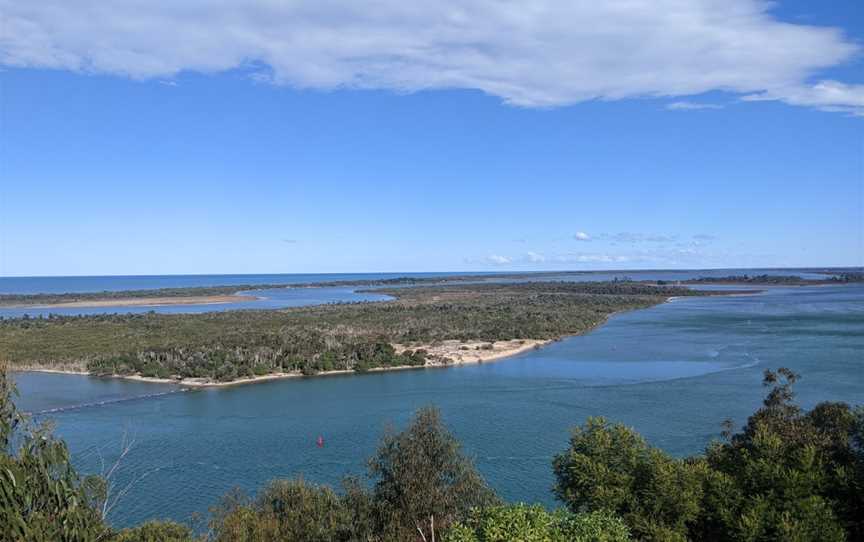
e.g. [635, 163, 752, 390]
[4, 295, 259, 309]
[394, 339, 550, 366]
[15, 339, 550, 388]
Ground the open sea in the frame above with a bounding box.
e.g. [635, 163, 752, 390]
[8, 270, 864, 529]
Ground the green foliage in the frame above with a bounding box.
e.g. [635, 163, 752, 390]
[553, 368, 864, 542]
[686, 272, 864, 285]
[552, 418, 702, 540]
[698, 368, 862, 541]
[0, 366, 109, 541]
[113, 520, 194, 542]
[210, 481, 355, 542]
[444, 504, 631, 542]
[369, 407, 499, 539]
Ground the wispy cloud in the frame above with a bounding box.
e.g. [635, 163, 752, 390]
[599, 232, 676, 244]
[574, 231, 591, 241]
[1, 1, 861, 114]
[485, 254, 512, 265]
[525, 251, 546, 263]
[666, 101, 723, 111]
[553, 252, 631, 264]
[742, 80, 864, 117]
[469, 241, 780, 268]
[281, 239, 299, 244]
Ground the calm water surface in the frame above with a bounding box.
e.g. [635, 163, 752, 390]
[0, 286, 393, 319]
[14, 283, 864, 528]
[0, 268, 835, 318]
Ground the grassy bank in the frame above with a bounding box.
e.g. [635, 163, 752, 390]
[0, 281, 708, 383]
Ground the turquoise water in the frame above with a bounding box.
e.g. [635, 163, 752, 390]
[14, 284, 864, 528]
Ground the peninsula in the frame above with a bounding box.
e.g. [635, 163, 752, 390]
[0, 281, 723, 386]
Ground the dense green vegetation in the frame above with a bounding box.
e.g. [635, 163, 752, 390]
[1, 367, 110, 540]
[554, 368, 864, 541]
[828, 271, 864, 282]
[682, 272, 864, 285]
[2, 366, 862, 540]
[444, 506, 631, 542]
[0, 282, 702, 382]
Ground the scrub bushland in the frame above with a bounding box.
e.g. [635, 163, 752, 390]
[0, 281, 705, 382]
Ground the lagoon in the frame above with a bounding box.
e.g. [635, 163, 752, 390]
[14, 282, 863, 528]
[0, 268, 836, 318]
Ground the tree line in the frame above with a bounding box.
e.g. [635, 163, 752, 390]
[682, 273, 864, 285]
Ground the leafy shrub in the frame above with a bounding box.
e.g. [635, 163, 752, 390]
[553, 368, 864, 542]
[0, 367, 110, 541]
[210, 481, 353, 542]
[444, 504, 631, 542]
[553, 417, 702, 541]
[113, 520, 193, 542]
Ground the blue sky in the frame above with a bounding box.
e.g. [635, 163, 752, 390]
[1, 0, 862, 276]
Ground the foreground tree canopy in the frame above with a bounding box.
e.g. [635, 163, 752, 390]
[553, 368, 864, 541]
[1, 365, 861, 541]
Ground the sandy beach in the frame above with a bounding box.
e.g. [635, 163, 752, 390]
[4, 294, 259, 309]
[16, 338, 551, 388]
[394, 339, 550, 366]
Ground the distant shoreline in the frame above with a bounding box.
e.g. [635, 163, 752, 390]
[3, 294, 260, 310]
[0, 271, 585, 308]
[2, 269, 855, 310]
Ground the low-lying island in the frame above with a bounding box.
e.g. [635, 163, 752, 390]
[1, 280, 728, 386]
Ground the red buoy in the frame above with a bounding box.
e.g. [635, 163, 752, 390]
[316, 435, 324, 448]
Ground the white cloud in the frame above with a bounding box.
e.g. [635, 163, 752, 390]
[600, 232, 676, 244]
[574, 232, 591, 241]
[553, 253, 631, 264]
[1, 0, 861, 113]
[485, 254, 512, 265]
[742, 80, 864, 116]
[525, 251, 546, 263]
[666, 101, 724, 111]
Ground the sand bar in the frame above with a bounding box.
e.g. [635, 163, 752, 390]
[4, 294, 259, 309]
